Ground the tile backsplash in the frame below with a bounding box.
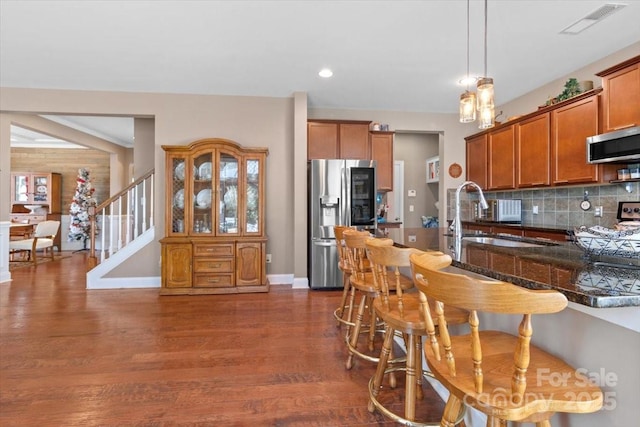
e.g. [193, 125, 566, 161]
[448, 182, 640, 230]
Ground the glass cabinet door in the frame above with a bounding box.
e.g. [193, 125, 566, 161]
[170, 157, 187, 234]
[33, 175, 49, 203]
[13, 174, 30, 203]
[244, 158, 261, 234]
[218, 153, 239, 235]
[193, 152, 213, 234]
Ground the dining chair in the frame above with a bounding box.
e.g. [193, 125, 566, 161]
[410, 252, 603, 427]
[9, 220, 61, 266]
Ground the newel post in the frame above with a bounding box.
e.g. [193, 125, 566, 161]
[87, 203, 98, 271]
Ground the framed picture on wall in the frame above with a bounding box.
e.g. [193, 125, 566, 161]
[426, 156, 439, 183]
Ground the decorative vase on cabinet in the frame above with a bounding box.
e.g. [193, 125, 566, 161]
[160, 138, 268, 295]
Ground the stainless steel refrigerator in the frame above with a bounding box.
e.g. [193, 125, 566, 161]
[308, 159, 377, 289]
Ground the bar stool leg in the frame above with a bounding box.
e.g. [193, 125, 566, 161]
[368, 324, 396, 412]
[346, 294, 367, 369]
[415, 336, 424, 401]
[344, 285, 357, 340]
[405, 334, 417, 421]
[336, 274, 351, 324]
[442, 395, 464, 427]
[367, 298, 377, 351]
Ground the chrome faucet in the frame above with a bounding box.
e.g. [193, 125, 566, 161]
[451, 181, 489, 260]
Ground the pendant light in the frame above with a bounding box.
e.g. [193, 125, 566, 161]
[459, 0, 476, 123]
[477, 0, 495, 129]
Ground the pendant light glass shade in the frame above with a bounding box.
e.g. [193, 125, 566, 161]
[459, 91, 477, 123]
[478, 104, 495, 129]
[477, 76, 494, 109]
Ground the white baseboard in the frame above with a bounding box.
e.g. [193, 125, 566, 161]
[267, 273, 294, 285]
[88, 276, 161, 289]
[262, 274, 310, 289]
[292, 277, 309, 289]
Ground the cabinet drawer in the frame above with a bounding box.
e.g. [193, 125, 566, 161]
[10, 214, 46, 223]
[194, 274, 233, 288]
[194, 243, 234, 257]
[194, 258, 233, 273]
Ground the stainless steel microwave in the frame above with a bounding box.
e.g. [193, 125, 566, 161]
[587, 126, 640, 164]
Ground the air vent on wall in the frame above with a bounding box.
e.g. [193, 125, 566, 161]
[560, 3, 627, 35]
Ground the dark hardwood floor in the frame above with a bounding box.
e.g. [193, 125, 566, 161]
[1, 253, 448, 426]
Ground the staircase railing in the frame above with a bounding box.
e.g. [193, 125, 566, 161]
[87, 169, 154, 270]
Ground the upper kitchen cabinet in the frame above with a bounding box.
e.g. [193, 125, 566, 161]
[597, 55, 640, 134]
[160, 138, 268, 295]
[466, 89, 617, 189]
[11, 172, 62, 214]
[370, 131, 394, 192]
[516, 113, 551, 188]
[551, 94, 603, 185]
[487, 125, 516, 190]
[465, 134, 487, 189]
[307, 120, 371, 160]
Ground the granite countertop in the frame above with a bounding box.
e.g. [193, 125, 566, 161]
[378, 227, 640, 308]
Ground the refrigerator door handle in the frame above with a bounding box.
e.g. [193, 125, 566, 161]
[313, 239, 336, 247]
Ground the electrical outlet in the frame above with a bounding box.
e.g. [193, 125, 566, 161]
[532, 205, 539, 215]
[409, 205, 414, 212]
[266, 254, 272, 263]
[594, 206, 603, 217]
[408, 235, 416, 243]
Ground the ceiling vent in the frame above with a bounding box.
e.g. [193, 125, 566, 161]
[560, 3, 627, 35]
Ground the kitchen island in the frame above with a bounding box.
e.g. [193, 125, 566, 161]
[380, 227, 640, 427]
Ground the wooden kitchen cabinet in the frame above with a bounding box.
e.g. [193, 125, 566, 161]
[489, 252, 517, 275]
[340, 123, 370, 159]
[307, 120, 371, 160]
[160, 138, 269, 295]
[597, 55, 640, 133]
[551, 94, 601, 185]
[466, 88, 617, 190]
[465, 134, 487, 189]
[370, 131, 394, 191]
[488, 125, 516, 190]
[516, 113, 551, 188]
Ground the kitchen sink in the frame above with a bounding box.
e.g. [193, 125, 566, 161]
[462, 236, 550, 248]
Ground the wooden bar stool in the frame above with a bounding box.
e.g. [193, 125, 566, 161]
[410, 252, 603, 427]
[342, 230, 397, 369]
[365, 244, 468, 426]
[333, 225, 356, 328]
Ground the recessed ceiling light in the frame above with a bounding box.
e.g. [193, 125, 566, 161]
[319, 68, 333, 78]
[458, 76, 478, 86]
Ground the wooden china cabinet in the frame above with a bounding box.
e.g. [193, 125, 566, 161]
[160, 138, 269, 295]
[10, 172, 62, 251]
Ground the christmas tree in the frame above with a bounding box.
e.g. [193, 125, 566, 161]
[68, 168, 96, 244]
